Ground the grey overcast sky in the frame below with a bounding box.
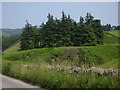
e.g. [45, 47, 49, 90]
[2, 2, 118, 29]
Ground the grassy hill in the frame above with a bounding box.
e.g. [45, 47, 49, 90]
[0, 28, 23, 37]
[3, 44, 119, 66]
[97, 59, 120, 69]
[107, 30, 120, 38]
[4, 32, 118, 53]
[3, 32, 119, 69]
[3, 42, 20, 54]
[103, 32, 118, 44]
[2, 32, 120, 88]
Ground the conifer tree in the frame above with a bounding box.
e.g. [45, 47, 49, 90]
[93, 20, 103, 44]
[20, 12, 104, 50]
[20, 21, 37, 50]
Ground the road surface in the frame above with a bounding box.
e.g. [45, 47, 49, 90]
[1, 74, 44, 89]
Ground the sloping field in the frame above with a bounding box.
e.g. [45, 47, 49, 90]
[2, 44, 119, 88]
[2, 32, 119, 88]
[3, 32, 119, 54]
[104, 32, 118, 44]
[3, 42, 20, 54]
[97, 59, 120, 69]
[107, 30, 120, 37]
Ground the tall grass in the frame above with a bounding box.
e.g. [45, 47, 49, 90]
[2, 59, 119, 88]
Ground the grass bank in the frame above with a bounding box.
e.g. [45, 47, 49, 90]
[2, 32, 120, 88]
[2, 44, 120, 88]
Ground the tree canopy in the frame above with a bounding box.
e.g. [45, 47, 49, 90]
[20, 12, 104, 50]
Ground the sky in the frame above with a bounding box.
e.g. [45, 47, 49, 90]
[2, 2, 118, 29]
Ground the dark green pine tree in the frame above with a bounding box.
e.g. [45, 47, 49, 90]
[60, 11, 68, 46]
[20, 12, 104, 50]
[80, 16, 84, 24]
[60, 12, 75, 46]
[32, 25, 39, 48]
[93, 19, 104, 44]
[81, 13, 97, 46]
[41, 13, 57, 47]
[73, 16, 84, 46]
[38, 22, 45, 48]
[54, 18, 63, 47]
[20, 21, 37, 50]
[85, 13, 94, 25]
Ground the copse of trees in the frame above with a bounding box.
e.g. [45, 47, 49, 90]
[102, 24, 120, 31]
[102, 24, 112, 31]
[20, 12, 104, 50]
[112, 25, 120, 30]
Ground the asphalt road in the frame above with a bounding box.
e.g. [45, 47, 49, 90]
[1, 74, 44, 89]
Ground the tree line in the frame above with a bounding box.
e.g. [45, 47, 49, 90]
[103, 24, 120, 31]
[20, 12, 104, 50]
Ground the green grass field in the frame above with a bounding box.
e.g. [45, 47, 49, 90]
[97, 59, 120, 69]
[3, 42, 20, 54]
[107, 30, 120, 38]
[103, 32, 118, 44]
[2, 32, 120, 88]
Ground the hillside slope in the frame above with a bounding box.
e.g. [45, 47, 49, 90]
[0, 28, 23, 36]
[107, 30, 120, 38]
[103, 32, 118, 44]
[3, 32, 119, 64]
[3, 31, 119, 68]
[3, 42, 20, 54]
[2, 32, 119, 88]
[3, 32, 119, 54]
